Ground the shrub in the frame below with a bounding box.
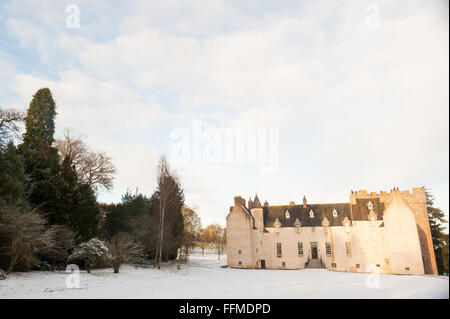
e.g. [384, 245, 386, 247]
[107, 233, 143, 273]
[68, 238, 111, 273]
[0, 205, 54, 273]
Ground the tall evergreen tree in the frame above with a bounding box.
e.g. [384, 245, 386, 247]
[19, 88, 62, 223]
[18, 88, 101, 241]
[22, 88, 57, 149]
[154, 156, 185, 267]
[425, 187, 449, 275]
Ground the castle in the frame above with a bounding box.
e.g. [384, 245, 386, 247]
[226, 187, 437, 275]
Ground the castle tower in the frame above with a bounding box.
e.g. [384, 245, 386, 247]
[226, 196, 255, 268]
[383, 190, 425, 274]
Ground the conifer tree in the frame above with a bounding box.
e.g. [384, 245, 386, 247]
[0, 142, 27, 204]
[59, 157, 100, 242]
[19, 88, 101, 240]
[22, 88, 57, 149]
[19, 88, 62, 223]
[153, 156, 184, 268]
[425, 188, 449, 275]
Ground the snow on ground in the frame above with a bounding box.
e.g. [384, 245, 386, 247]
[0, 253, 448, 299]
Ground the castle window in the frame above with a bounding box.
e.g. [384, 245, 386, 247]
[331, 263, 337, 268]
[309, 209, 314, 218]
[238, 250, 241, 255]
[356, 264, 360, 268]
[298, 242, 304, 255]
[345, 242, 352, 255]
[238, 261, 242, 265]
[276, 243, 282, 257]
[282, 262, 286, 267]
[285, 210, 290, 219]
[325, 242, 332, 255]
[332, 209, 338, 217]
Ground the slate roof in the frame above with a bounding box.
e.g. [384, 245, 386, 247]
[263, 203, 351, 227]
[350, 198, 384, 221]
[253, 194, 262, 208]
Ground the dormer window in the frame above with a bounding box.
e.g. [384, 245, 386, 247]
[274, 218, 281, 228]
[294, 218, 301, 233]
[285, 210, 290, 219]
[367, 201, 373, 210]
[309, 210, 314, 218]
[332, 209, 338, 217]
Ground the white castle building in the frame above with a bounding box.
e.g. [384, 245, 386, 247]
[226, 187, 437, 275]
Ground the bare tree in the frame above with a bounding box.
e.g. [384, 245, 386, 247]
[54, 128, 87, 167]
[0, 205, 54, 273]
[78, 151, 116, 190]
[107, 233, 143, 273]
[178, 205, 201, 268]
[197, 228, 210, 255]
[55, 128, 116, 191]
[0, 108, 25, 145]
[204, 224, 226, 260]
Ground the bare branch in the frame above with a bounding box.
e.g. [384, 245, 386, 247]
[55, 128, 117, 191]
[0, 108, 25, 144]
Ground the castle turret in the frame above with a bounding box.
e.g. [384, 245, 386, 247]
[253, 194, 262, 208]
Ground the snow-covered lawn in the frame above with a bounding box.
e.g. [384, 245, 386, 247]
[0, 254, 448, 298]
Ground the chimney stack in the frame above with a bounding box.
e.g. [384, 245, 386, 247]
[303, 196, 307, 208]
[234, 196, 244, 207]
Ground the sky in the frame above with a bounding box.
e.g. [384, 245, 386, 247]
[0, 0, 448, 228]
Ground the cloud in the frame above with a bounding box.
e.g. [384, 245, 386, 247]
[0, 0, 448, 226]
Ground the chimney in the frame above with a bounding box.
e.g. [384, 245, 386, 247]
[303, 196, 307, 208]
[290, 201, 295, 207]
[234, 196, 244, 207]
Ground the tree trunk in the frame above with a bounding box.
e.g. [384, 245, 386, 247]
[157, 190, 166, 269]
[154, 245, 159, 268]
